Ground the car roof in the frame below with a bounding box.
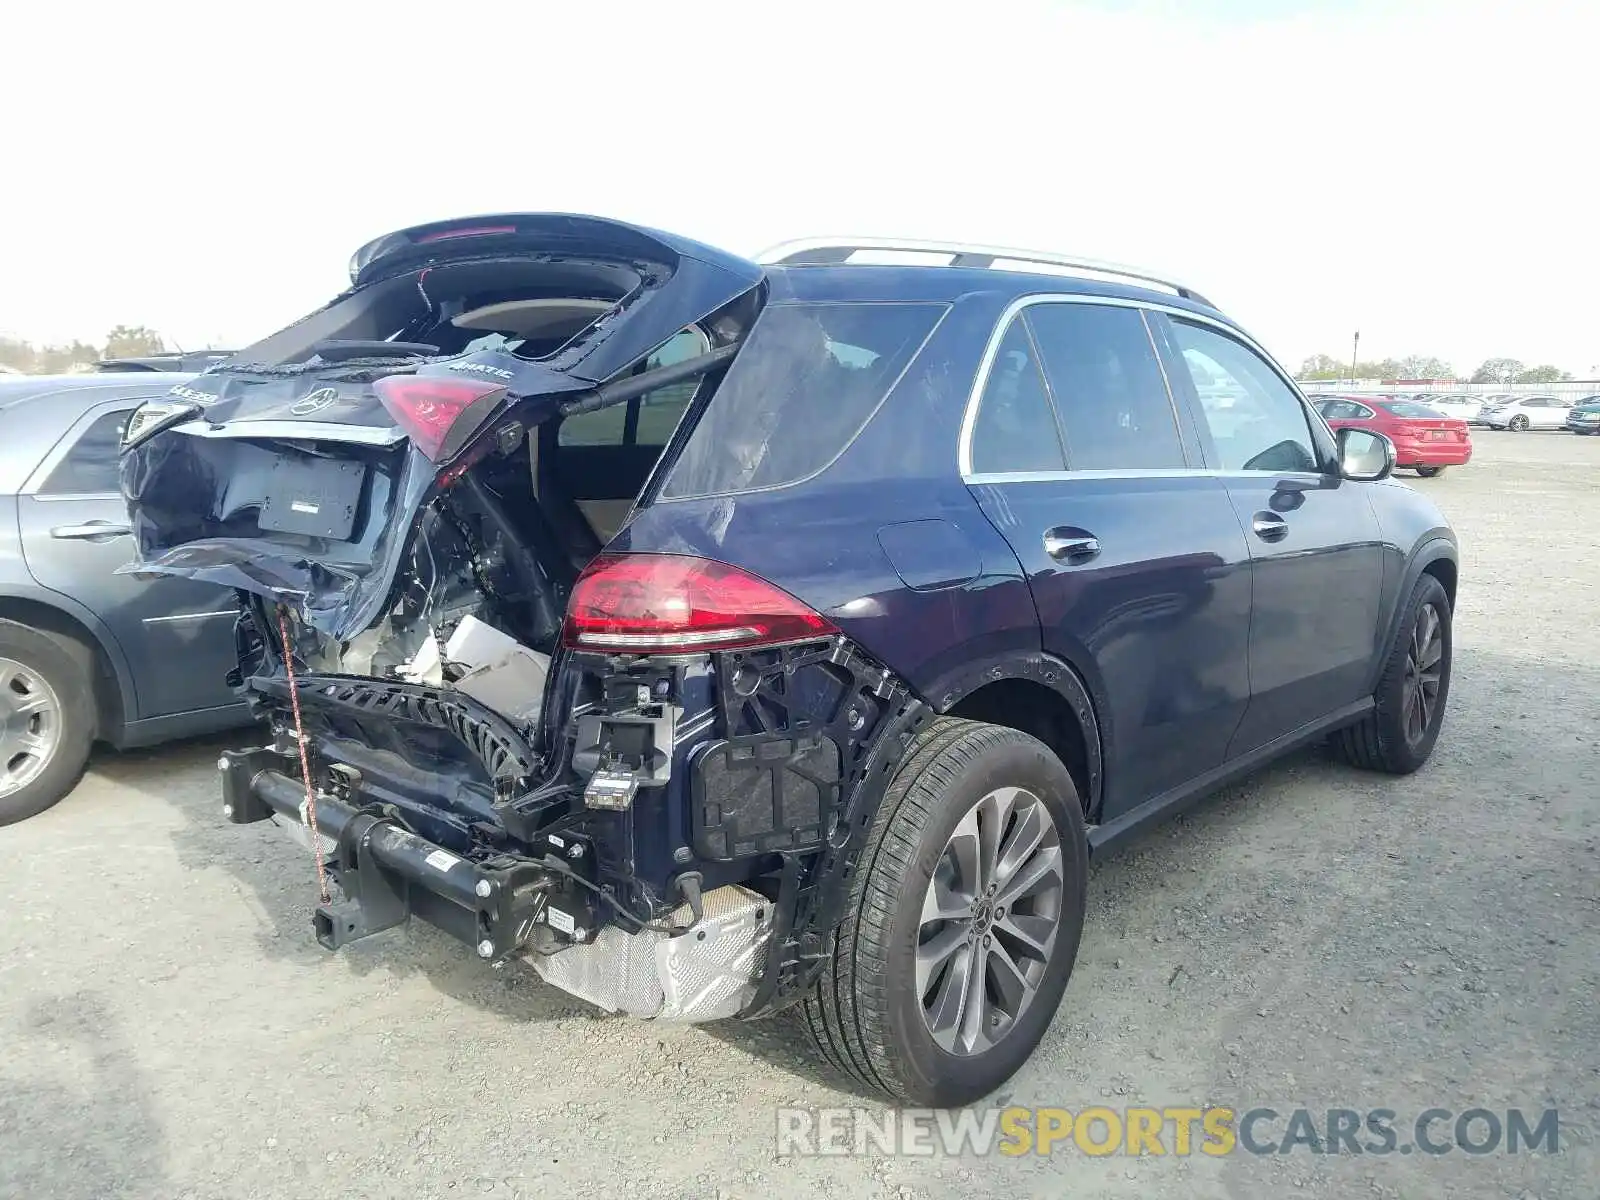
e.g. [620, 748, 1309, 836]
[765, 261, 1235, 327]
[96, 352, 236, 373]
[0, 371, 195, 414]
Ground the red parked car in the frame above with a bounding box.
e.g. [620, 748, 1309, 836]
[1316, 395, 1472, 477]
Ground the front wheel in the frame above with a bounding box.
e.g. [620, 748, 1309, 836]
[802, 717, 1088, 1107]
[1508, 414, 1530, 431]
[1334, 574, 1451, 774]
[1414, 466, 1445, 478]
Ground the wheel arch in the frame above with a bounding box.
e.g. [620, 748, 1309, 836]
[926, 651, 1104, 821]
[0, 589, 135, 742]
[1366, 536, 1456, 694]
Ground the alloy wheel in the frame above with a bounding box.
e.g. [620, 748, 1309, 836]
[917, 786, 1064, 1056]
[0, 656, 62, 798]
[1402, 603, 1444, 746]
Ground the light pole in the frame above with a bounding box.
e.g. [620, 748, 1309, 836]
[1350, 331, 1360, 386]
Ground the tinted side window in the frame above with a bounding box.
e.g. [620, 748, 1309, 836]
[1169, 321, 1319, 473]
[559, 328, 708, 448]
[968, 318, 1066, 474]
[662, 302, 945, 498]
[40, 409, 132, 495]
[1024, 304, 1186, 471]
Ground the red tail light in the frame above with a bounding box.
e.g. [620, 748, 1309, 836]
[372, 375, 506, 461]
[562, 554, 839, 652]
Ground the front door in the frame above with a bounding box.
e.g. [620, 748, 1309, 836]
[17, 400, 240, 720]
[1533, 397, 1570, 429]
[1158, 315, 1384, 755]
[962, 300, 1253, 820]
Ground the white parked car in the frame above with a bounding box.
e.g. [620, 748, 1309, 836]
[1419, 395, 1482, 423]
[1484, 395, 1573, 431]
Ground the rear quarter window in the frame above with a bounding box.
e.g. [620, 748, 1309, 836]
[659, 302, 945, 498]
[40, 408, 132, 495]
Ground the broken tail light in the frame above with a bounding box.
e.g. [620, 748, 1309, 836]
[562, 554, 839, 652]
[372, 376, 506, 462]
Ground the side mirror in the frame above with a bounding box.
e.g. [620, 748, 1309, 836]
[1337, 427, 1395, 482]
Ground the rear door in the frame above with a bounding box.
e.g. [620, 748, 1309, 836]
[18, 398, 239, 719]
[1156, 314, 1384, 755]
[962, 298, 1253, 819]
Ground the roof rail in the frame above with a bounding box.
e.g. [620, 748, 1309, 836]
[755, 236, 1212, 307]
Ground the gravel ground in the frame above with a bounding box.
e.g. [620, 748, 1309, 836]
[3, 432, 1597, 1199]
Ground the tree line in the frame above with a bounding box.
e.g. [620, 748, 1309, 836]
[1297, 353, 1571, 385]
[0, 325, 169, 374]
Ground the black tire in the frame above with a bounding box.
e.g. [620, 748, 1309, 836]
[1334, 574, 1451, 774]
[1508, 414, 1530, 431]
[1414, 466, 1445, 477]
[0, 619, 96, 826]
[802, 717, 1089, 1107]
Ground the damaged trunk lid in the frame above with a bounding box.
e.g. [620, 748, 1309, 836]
[120, 214, 765, 644]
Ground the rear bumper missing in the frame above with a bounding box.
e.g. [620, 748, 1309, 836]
[218, 747, 581, 960]
[217, 745, 778, 1022]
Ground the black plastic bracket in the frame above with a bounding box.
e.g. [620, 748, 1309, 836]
[697, 637, 933, 1018]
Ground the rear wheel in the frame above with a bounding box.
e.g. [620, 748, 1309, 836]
[1414, 466, 1445, 477]
[802, 717, 1088, 1107]
[0, 620, 96, 826]
[1334, 574, 1451, 775]
[1509, 414, 1530, 431]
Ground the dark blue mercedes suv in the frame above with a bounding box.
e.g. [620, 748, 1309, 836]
[121, 215, 1456, 1106]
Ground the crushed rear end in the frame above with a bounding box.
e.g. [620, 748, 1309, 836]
[121, 215, 935, 1021]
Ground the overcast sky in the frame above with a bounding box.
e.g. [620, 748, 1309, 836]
[3, 0, 1595, 375]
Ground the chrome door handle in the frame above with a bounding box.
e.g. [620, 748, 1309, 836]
[1043, 529, 1100, 562]
[1251, 513, 1289, 542]
[50, 522, 132, 541]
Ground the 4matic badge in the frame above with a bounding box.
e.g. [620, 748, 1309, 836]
[449, 362, 514, 380]
[290, 387, 340, 416]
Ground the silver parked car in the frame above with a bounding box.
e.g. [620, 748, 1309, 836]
[0, 373, 248, 824]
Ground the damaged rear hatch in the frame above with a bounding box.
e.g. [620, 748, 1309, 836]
[120, 213, 765, 648]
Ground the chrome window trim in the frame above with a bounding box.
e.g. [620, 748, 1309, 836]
[958, 294, 1317, 481]
[964, 467, 1327, 486]
[966, 468, 1210, 485]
